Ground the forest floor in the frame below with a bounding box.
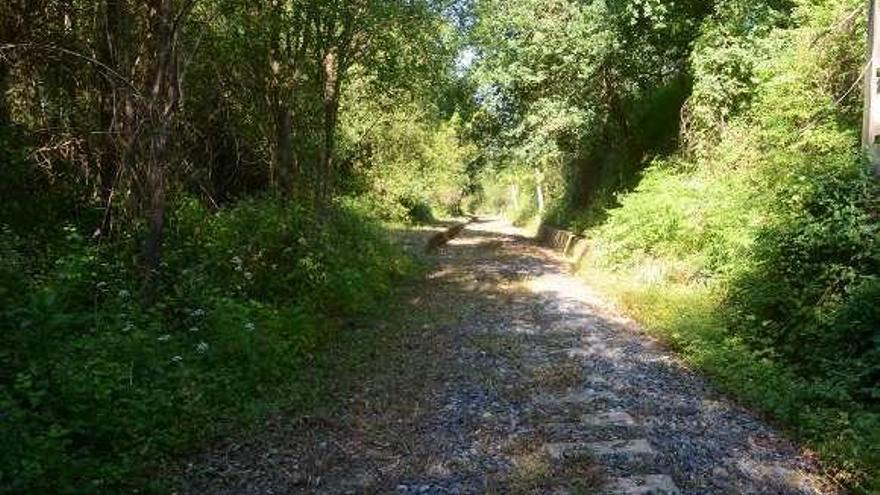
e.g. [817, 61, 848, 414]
[175, 218, 840, 495]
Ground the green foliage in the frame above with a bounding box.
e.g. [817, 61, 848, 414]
[726, 174, 879, 401]
[683, 0, 795, 155]
[468, 0, 707, 224]
[584, 164, 756, 278]
[4, 0, 880, 491]
[339, 86, 477, 220]
[0, 4, 468, 487]
[2, 0, 470, 492]
[0, 197, 413, 493]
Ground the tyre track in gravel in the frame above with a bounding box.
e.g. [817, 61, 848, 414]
[177, 218, 839, 495]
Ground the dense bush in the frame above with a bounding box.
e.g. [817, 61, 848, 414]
[0, 197, 413, 493]
[0, 3, 468, 487]
[727, 172, 879, 402]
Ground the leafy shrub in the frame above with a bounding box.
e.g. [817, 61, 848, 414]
[0, 196, 413, 492]
[726, 172, 879, 402]
[399, 196, 436, 224]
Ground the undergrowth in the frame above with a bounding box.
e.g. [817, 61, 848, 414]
[0, 196, 417, 493]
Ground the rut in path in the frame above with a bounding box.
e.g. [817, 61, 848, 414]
[179, 219, 838, 495]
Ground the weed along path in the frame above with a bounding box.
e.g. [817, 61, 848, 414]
[178, 218, 838, 495]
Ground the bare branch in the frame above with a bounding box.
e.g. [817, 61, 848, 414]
[0, 42, 142, 96]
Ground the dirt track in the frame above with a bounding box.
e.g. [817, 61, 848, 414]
[178, 218, 837, 495]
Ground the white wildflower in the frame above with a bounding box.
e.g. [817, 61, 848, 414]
[170, 355, 183, 363]
[232, 256, 243, 272]
[191, 308, 206, 317]
[196, 342, 209, 353]
[118, 289, 131, 299]
[157, 334, 171, 342]
[244, 322, 255, 332]
[244, 271, 253, 281]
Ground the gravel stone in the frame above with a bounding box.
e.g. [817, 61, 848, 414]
[173, 219, 839, 495]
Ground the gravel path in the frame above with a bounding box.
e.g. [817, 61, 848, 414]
[177, 218, 839, 495]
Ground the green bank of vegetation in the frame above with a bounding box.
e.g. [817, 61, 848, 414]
[467, 0, 879, 489]
[2, 0, 879, 492]
[0, 1, 474, 491]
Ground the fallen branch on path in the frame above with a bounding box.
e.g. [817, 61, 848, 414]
[425, 219, 474, 253]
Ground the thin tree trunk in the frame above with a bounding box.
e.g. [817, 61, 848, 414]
[536, 182, 545, 212]
[142, 145, 166, 302]
[94, 0, 122, 238]
[602, 65, 629, 139]
[318, 49, 340, 206]
[141, 0, 186, 303]
[274, 105, 294, 194]
[864, 0, 880, 177]
[0, 62, 9, 128]
[268, 0, 296, 196]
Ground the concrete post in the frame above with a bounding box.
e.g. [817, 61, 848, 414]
[863, 0, 880, 176]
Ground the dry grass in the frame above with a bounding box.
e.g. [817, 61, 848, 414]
[471, 333, 524, 361]
[532, 359, 584, 393]
[490, 432, 604, 494]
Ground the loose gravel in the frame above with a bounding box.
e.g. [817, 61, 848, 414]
[175, 218, 839, 495]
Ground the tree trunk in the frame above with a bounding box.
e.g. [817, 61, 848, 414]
[274, 105, 294, 194]
[0, 62, 9, 128]
[318, 48, 340, 206]
[141, 0, 185, 303]
[602, 65, 630, 139]
[536, 182, 545, 212]
[510, 184, 519, 212]
[268, 1, 298, 197]
[864, 0, 880, 177]
[142, 146, 166, 303]
[94, 0, 122, 238]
